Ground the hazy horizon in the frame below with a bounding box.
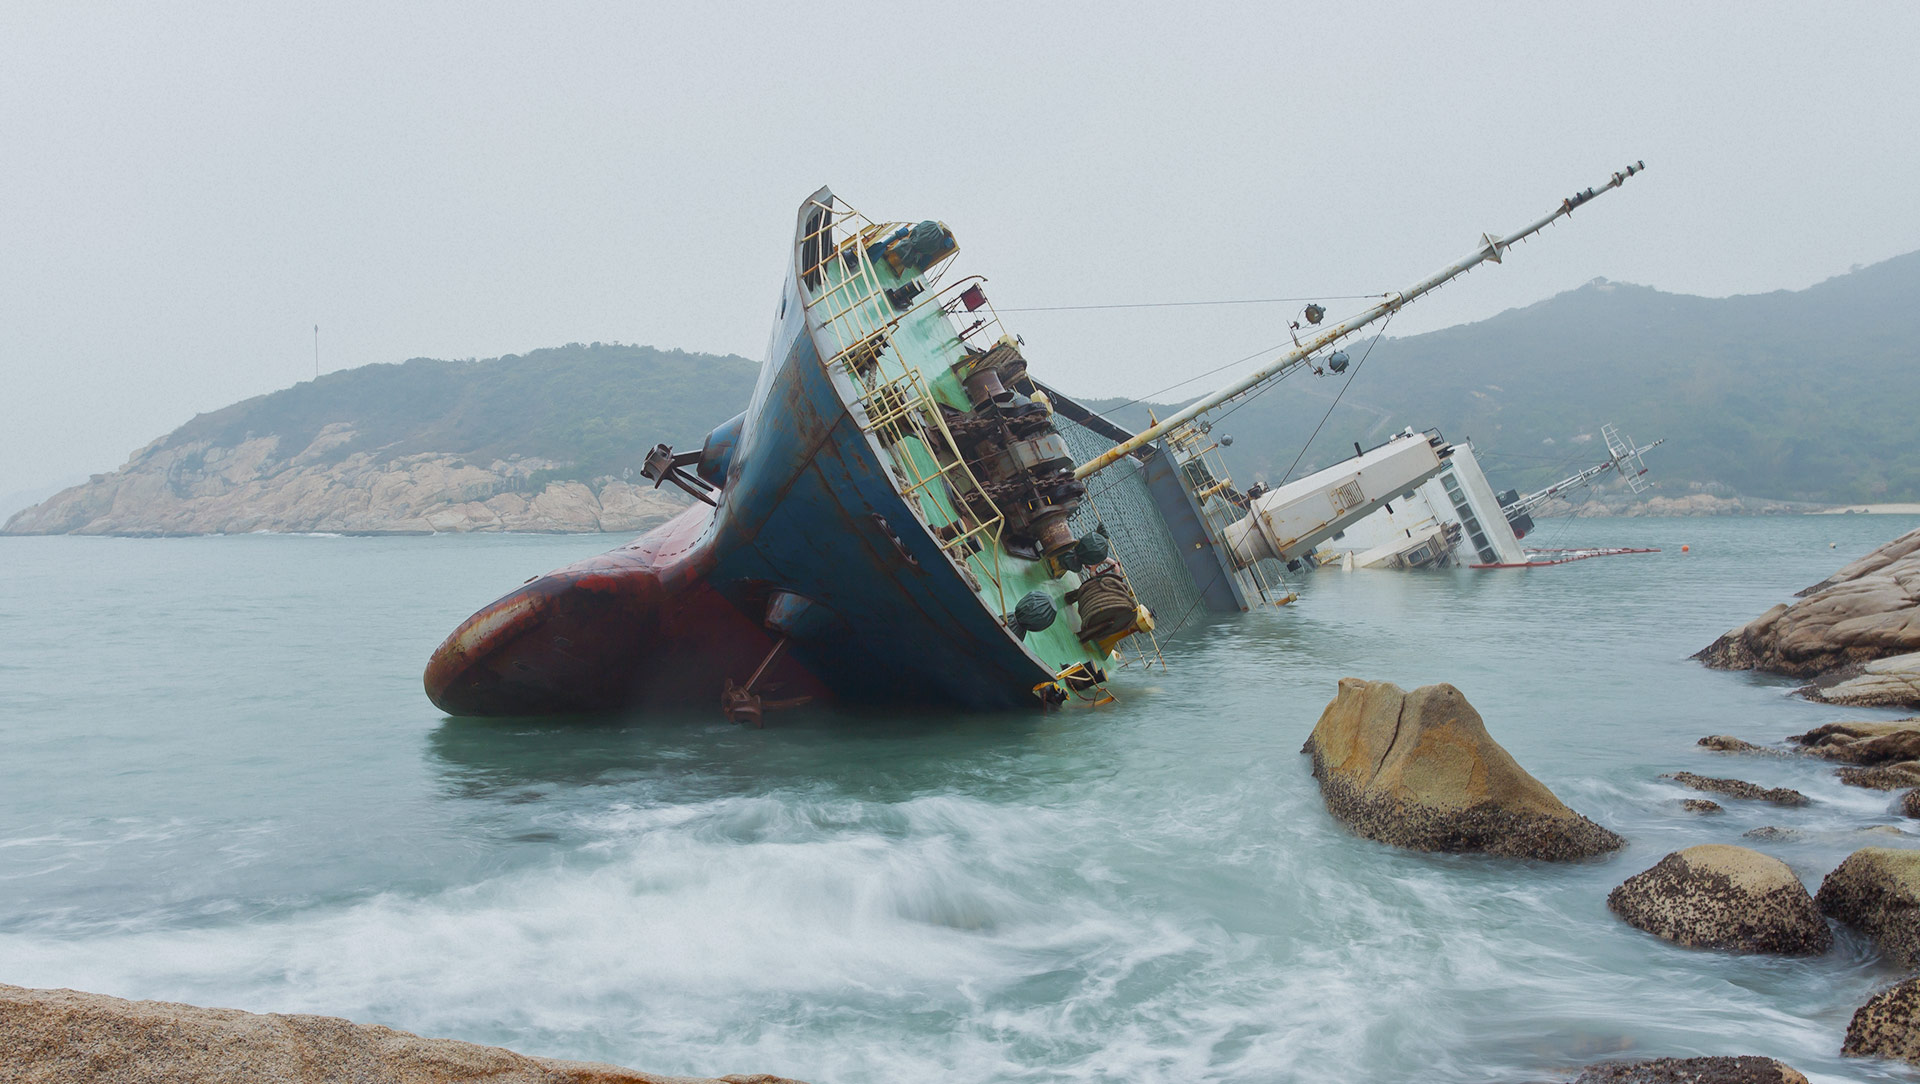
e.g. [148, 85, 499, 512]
[7, 1, 1918, 498]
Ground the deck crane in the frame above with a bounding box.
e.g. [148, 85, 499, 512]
[1074, 161, 1648, 481]
[1502, 424, 1665, 527]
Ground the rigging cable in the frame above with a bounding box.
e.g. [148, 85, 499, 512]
[1080, 294, 1392, 423]
[1087, 337, 1296, 423]
[1000, 293, 1387, 313]
[1271, 313, 1397, 486]
[1146, 565, 1227, 653]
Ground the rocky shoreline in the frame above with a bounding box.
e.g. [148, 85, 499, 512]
[2, 423, 690, 536]
[1695, 525, 1920, 709]
[1300, 674, 1920, 1077]
[0, 984, 801, 1083]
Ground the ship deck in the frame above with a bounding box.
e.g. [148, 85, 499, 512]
[800, 210, 1111, 687]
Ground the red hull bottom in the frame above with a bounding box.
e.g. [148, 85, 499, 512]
[423, 507, 827, 717]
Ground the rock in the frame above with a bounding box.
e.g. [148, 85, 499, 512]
[1836, 765, 1920, 790]
[2, 429, 691, 536]
[1698, 735, 1784, 755]
[1662, 772, 1809, 807]
[1696, 526, 1920, 709]
[1302, 678, 1624, 860]
[0, 984, 802, 1084]
[1743, 827, 1799, 841]
[1790, 718, 1920, 763]
[1681, 799, 1725, 814]
[1904, 790, 1920, 819]
[1815, 847, 1920, 966]
[1806, 653, 1920, 709]
[1845, 977, 1920, 1063]
[1571, 1055, 1808, 1083]
[1606, 844, 1832, 955]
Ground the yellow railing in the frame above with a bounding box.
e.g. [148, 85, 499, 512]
[791, 195, 1018, 614]
[792, 194, 1151, 689]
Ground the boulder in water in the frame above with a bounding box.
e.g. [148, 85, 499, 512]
[1697, 735, 1784, 756]
[1607, 844, 1832, 956]
[1571, 1055, 1808, 1084]
[1661, 772, 1808, 807]
[0, 984, 803, 1084]
[1301, 678, 1623, 860]
[1845, 977, 1920, 1064]
[1816, 847, 1920, 967]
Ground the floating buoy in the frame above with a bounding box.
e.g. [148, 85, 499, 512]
[1831, 542, 1838, 548]
[1680, 544, 1690, 553]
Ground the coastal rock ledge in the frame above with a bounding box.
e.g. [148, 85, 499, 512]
[1571, 1055, 1807, 1084]
[1694, 525, 1920, 709]
[1607, 845, 1831, 956]
[1301, 678, 1624, 860]
[0, 984, 804, 1084]
[2, 425, 690, 536]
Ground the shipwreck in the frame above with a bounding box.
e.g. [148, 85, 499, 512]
[425, 165, 1646, 719]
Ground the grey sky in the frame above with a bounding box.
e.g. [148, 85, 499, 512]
[5, 1, 1917, 501]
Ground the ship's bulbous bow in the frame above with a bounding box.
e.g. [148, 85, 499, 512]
[423, 507, 815, 717]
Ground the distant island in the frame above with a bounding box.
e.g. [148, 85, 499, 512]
[8, 253, 1918, 536]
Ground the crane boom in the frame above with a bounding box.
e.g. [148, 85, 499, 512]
[1073, 161, 1647, 481]
[1507, 434, 1665, 518]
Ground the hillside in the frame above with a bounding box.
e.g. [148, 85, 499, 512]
[1100, 251, 1920, 504]
[5, 344, 757, 535]
[8, 254, 1917, 536]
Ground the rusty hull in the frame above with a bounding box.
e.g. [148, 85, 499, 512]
[423, 504, 826, 716]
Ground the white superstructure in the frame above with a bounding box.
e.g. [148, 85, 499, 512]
[1311, 441, 1525, 569]
[1221, 429, 1454, 568]
[1314, 425, 1664, 570]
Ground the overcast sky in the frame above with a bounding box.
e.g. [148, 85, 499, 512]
[5, 1, 1917, 502]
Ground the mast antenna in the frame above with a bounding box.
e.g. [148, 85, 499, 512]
[1505, 425, 1665, 518]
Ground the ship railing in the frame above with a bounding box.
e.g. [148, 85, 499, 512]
[796, 195, 963, 356]
[794, 194, 1018, 614]
[795, 195, 1152, 680]
[852, 365, 1011, 613]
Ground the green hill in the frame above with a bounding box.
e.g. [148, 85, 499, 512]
[167, 342, 759, 483]
[1086, 251, 1920, 503]
[122, 251, 1920, 508]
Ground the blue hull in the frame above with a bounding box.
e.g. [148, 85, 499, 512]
[427, 188, 1087, 716]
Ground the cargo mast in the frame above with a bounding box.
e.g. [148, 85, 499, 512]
[1074, 161, 1647, 480]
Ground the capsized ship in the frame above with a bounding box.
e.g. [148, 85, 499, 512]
[426, 164, 1646, 719]
[427, 189, 1155, 719]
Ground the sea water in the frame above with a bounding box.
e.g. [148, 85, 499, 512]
[3, 515, 1918, 1083]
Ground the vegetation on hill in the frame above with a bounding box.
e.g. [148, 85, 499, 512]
[1086, 251, 1920, 503]
[165, 343, 759, 483]
[140, 251, 1918, 506]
